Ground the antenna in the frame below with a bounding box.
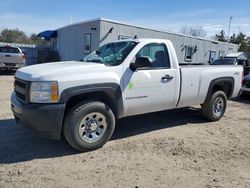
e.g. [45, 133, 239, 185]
[69, 14, 72, 25]
[227, 16, 233, 41]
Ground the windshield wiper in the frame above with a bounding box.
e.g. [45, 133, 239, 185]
[85, 59, 103, 64]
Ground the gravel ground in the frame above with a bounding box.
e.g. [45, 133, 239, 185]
[0, 74, 250, 188]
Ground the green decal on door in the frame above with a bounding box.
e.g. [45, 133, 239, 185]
[128, 82, 134, 90]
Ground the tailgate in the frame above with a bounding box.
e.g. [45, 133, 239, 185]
[0, 53, 24, 64]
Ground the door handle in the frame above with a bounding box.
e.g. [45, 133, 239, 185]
[161, 74, 173, 81]
[5, 55, 11, 57]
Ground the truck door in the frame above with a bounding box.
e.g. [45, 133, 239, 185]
[122, 43, 178, 116]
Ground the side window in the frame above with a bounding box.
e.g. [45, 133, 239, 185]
[136, 43, 170, 68]
[219, 50, 225, 59]
[0, 47, 9, 53]
[84, 34, 91, 54]
[209, 51, 217, 63]
[9, 47, 20, 53]
[185, 45, 194, 62]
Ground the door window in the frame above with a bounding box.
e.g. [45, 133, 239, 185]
[185, 45, 195, 62]
[83, 34, 91, 54]
[209, 51, 217, 63]
[219, 50, 225, 58]
[135, 43, 170, 68]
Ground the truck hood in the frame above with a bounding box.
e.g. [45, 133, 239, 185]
[15, 61, 108, 81]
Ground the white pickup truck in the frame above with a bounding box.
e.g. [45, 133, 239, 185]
[0, 46, 26, 71]
[11, 39, 243, 151]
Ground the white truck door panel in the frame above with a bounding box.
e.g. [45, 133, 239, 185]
[123, 68, 177, 116]
[122, 42, 178, 116]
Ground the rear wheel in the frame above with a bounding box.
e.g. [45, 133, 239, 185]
[240, 91, 249, 99]
[201, 91, 227, 121]
[63, 101, 115, 151]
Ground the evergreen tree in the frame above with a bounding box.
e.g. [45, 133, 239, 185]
[215, 30, 227, 42]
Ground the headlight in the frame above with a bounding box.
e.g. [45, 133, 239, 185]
[30, 81, 59, 103]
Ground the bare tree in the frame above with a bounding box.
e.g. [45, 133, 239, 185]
[179, 26, 207, 38]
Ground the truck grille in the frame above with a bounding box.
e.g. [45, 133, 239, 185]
[14, 78, 29, 103]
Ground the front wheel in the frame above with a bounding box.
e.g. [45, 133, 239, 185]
[63, 101, 115, 151]
[201, 91, 227, 122]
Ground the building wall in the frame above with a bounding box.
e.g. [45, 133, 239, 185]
[57, 20, 100, 61]
[99, 20, 238, 64]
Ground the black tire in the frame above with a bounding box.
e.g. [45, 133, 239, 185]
[239, 92, 246, 99]
[201, 91, 227, 122]
[63, 101, 115, 151]
[240, 91, 249, 99]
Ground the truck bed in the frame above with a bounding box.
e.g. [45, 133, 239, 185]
[177, 65, 242, 108]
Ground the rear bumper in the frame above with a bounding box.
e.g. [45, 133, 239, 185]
[0, 63, 25, 70]
[11, 92, 66, 140]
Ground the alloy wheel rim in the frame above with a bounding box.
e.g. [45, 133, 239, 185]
[78, 112, 107, 143]
[212, 97, 224, 117]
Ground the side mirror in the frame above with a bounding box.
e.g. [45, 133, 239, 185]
[130, 57, 152, 71]
[95, 49, 101, 54]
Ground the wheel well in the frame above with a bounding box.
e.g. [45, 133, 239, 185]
[64, 91, 118, 119]
[211, 81, 232, 98]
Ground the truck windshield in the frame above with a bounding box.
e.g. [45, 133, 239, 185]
[0, 47, 20, 53]
[84, 41, 138, 66]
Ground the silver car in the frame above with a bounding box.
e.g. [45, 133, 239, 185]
[0, 46, 26, 71]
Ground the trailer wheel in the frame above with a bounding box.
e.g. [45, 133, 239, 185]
[201, 91, 227, 122]
[63, 101, 115, 151]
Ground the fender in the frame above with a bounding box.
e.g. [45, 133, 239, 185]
[205, 77, 235, 102]
[60, 83, 124, 118]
